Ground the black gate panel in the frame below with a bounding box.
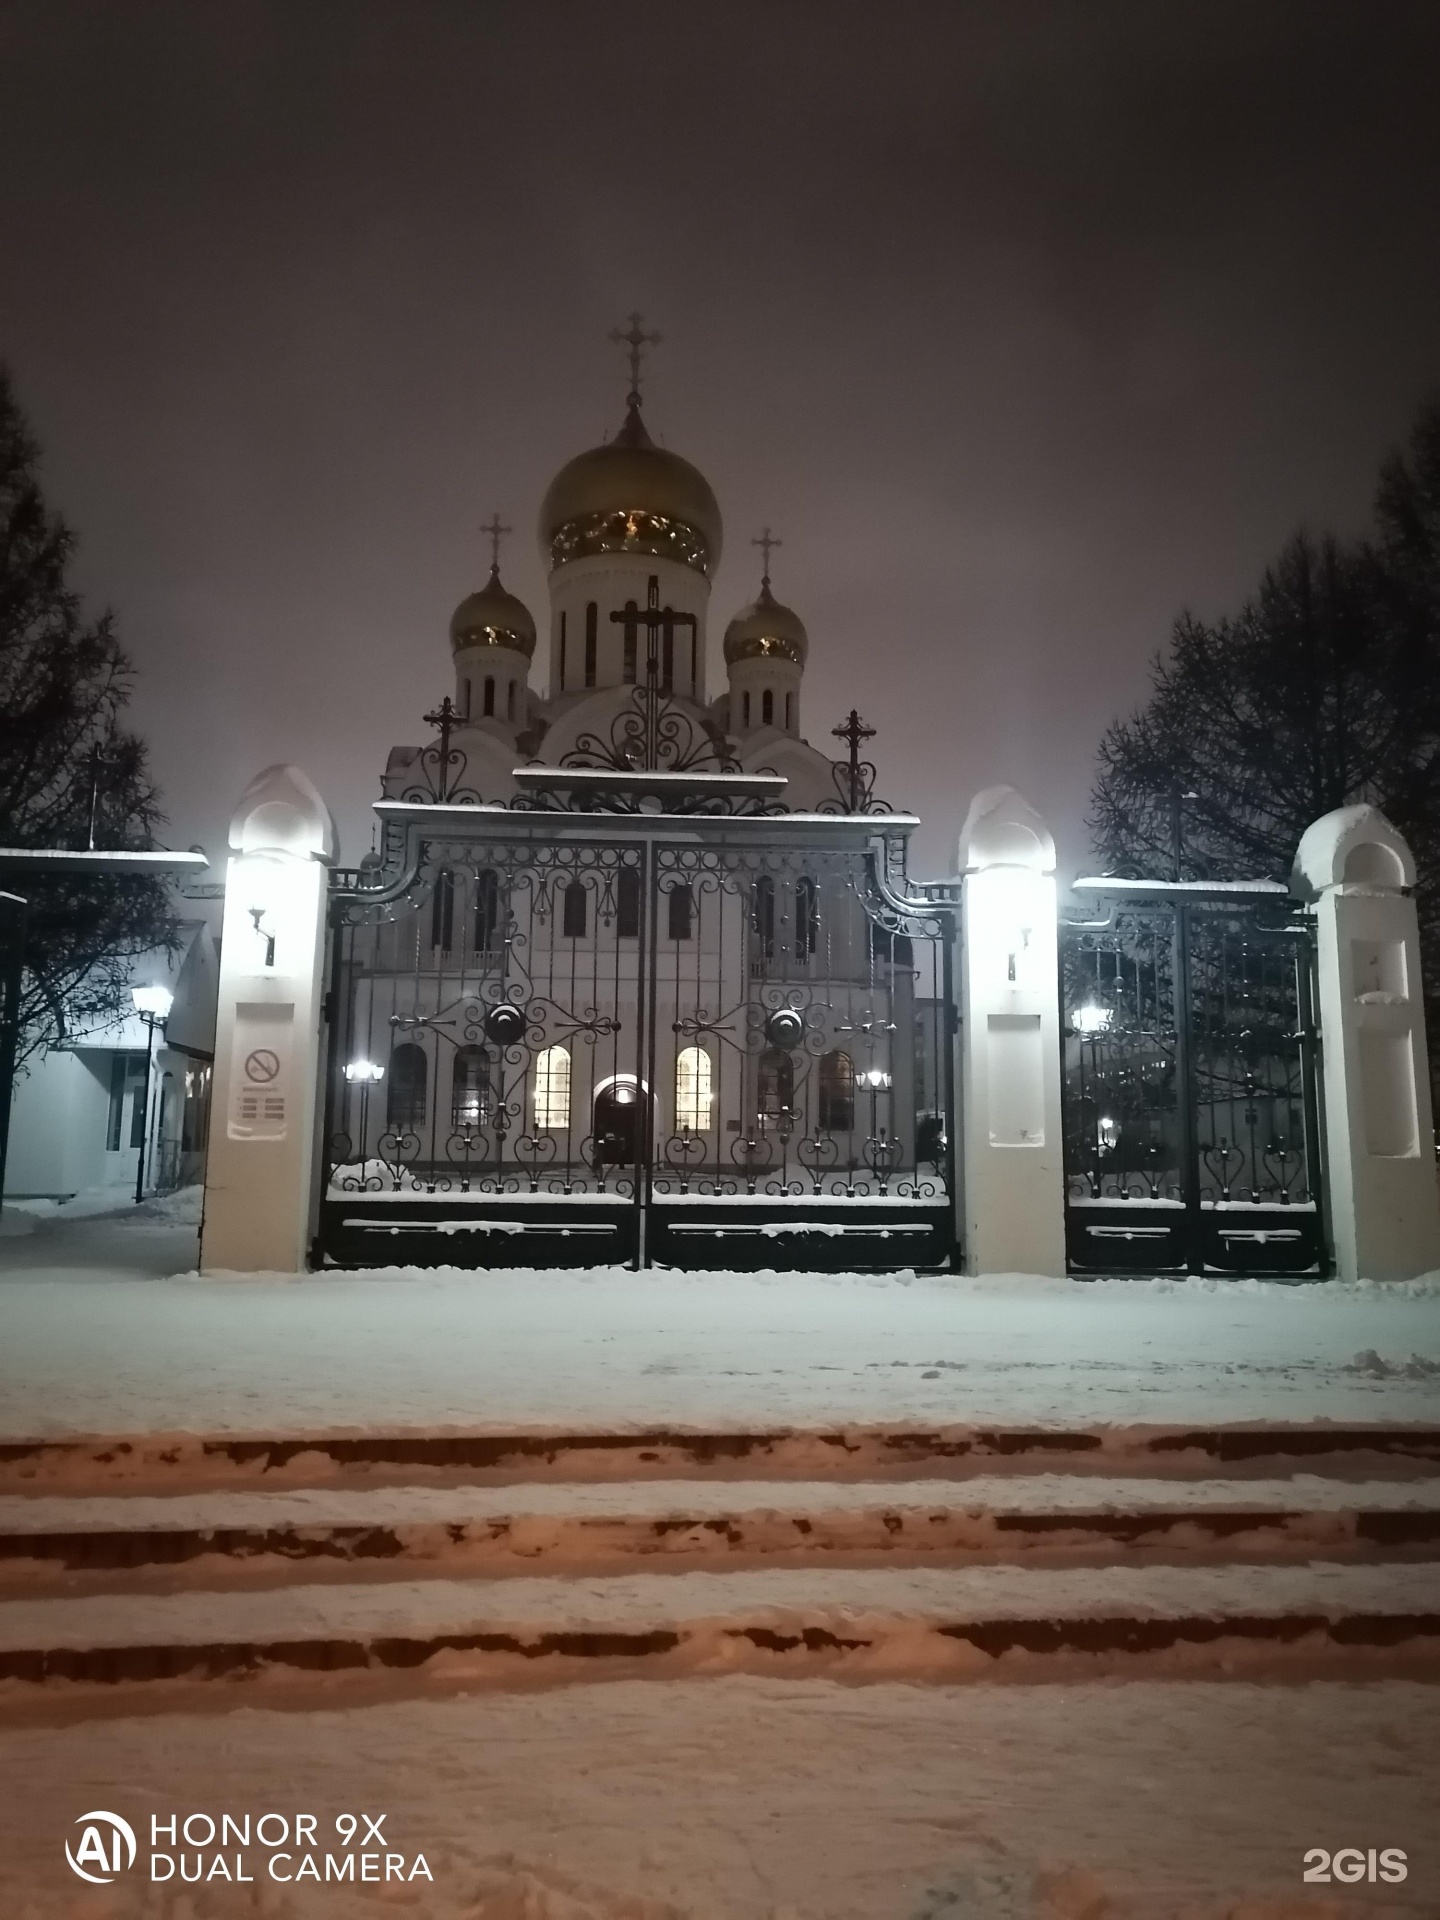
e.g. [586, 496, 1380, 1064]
[1060, 885, 1327, 1277]
[316, 810, 956, 1271]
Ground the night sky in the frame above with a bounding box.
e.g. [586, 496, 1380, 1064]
[2, 1, 1438, 879]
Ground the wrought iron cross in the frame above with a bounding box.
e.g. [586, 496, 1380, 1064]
[422, 695, 464, 802]
[832, 708, 877, 814]
[610, 312, 662, 406]
[480, 513, 511, 572]
[752, 526, 781, 584]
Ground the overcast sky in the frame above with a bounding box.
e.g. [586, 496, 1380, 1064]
[2, 1, 1438, 878]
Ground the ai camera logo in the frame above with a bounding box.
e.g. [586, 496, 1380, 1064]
[66, 1810, 137, 1884]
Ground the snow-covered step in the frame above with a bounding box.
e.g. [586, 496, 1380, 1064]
[0, 1562, 1436, 1692]
[5, 1421, 1440, 1494]
[3, 1475, 1439, 1591]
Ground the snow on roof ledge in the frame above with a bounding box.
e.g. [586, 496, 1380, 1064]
[229, 765, 337, 863]
[1292, 804, 1413, 899]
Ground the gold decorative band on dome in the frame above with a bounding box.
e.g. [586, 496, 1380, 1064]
[727, 631, 805, 665]
[451, 622, 534, 654]
[549, 508, 711, 576]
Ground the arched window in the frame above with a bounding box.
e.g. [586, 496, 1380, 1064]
[617, 865, 641, 938]
[430, 868, 455, 953]
[474, 869, 501, 953]
[585, 602, 598, 686]
[387, 1044, 427, 1130]
[794, 876, 818, 962]
[757, 1046, 793, 1116]
[762, 688, 774, 726]
[483, 675, 495, 717]
[562, 879, 587, 938]
[533, 1045, 572, 1129]
[785, 692, 793, 730]
[622, 600, 638, 683]
[451, 1045, 493, 1129]
[559, 611, 567, 689]
[742, 690, 751, 728]
[507, 680, 516, 720]
[667, 882, 693, 940]
[752, 874, 775, 962]
[675, 1047, 713, 1130]
[818, 1050, 854, 1131]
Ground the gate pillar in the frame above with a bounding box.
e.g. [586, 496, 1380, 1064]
[959, 787, 1066, 1276]
[200, 766, 336, 1274]
[1294, 806, 1440, 1282]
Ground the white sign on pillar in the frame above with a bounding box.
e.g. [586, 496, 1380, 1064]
[1293, 805, 1440, 1282]
[959, 786, 1066, 1277]
[200, 766, 336, 1274]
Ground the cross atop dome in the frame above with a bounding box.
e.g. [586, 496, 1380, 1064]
[480, 512, 512, 575]
[609, 312, 662, 410]
[752, 526, 781, 587]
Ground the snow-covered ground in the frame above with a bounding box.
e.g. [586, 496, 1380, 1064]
[1, 1253, 1439, 1437]
[0, 1676, 1434, 1917]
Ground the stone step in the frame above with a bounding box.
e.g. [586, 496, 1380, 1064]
[0, 1562, 1436, 1694]
[5, 1422, 1439, 1495]
[3, 1475, 1439, 1591]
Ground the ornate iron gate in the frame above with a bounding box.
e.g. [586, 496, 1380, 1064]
[1059, 881, 1328, 1276]
[316, 803, 957, 1271]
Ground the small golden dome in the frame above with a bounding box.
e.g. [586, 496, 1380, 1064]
[723, 580, 808, 668]
[449, 565, 537, 658]
[538, 402, 723, 578]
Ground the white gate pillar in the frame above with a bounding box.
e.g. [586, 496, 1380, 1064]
[200, 766, 336, 1274]
[959, 786, 1066, 1276]
[1293, 805, 1440, 1282]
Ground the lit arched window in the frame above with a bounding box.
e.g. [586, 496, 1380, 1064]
[451, 1045, 493, 1128]
[534, 1045, 571, 1129]
[818, 1050, 854, 1131]
[757, 1046, 793, 1115]
[483, 676, 495, 717]
[675, 1047, 713, 1131]
[387, 1044, 427, 1130]
[762, 688, 774, 725]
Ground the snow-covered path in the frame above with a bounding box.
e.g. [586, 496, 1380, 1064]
[1, 1676, 1434, 1917]
[2, 1263, 1440, 1437]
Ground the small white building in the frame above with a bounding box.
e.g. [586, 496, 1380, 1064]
[3, 906, 220, 1201]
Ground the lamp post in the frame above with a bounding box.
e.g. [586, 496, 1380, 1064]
[131, 984, 174, 1204]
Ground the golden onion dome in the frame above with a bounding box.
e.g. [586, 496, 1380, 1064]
[722, 580, 808, 668]
[538, 401, 723, 579]
[449, 564, 537, 659]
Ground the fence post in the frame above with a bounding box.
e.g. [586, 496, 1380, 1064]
[1293, 805, 1440, 1281]
[959, 786, 1066, 1276]
[200, 766, 335, 1274]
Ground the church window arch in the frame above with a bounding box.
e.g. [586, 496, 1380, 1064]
[483, 676, 495, 717]
[675, 1047, 713, 1131]
[762, 688, 774, 726]
[794, 876, 818, 962]
[451, 1046, 493, 1129]
[667, 881, 693, 940]
[430, 868, 455, 953]
[474, 869, 502, 953]
[559, 612, 567, 689]
[818, 1051, 855, 1132]
[785, 692, 793, 730]
[562, 879, 587, 939]
[752, 874, 775, 962]
[742, 691, 751, 728]
[387, 1044, 427, 1131]
[585, 602, 598, 686]
[617, 866, 641, 938]
[507, 680, 516, 720]
[533, 1045, 571, 1129]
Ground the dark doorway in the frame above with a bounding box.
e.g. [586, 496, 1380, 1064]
[594, 1077, 646, 1165]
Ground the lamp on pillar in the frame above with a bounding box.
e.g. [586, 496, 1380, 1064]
[130, 983, 174, 1205]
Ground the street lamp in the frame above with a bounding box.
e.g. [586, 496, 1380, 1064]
[131, 984, 174, 1205]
